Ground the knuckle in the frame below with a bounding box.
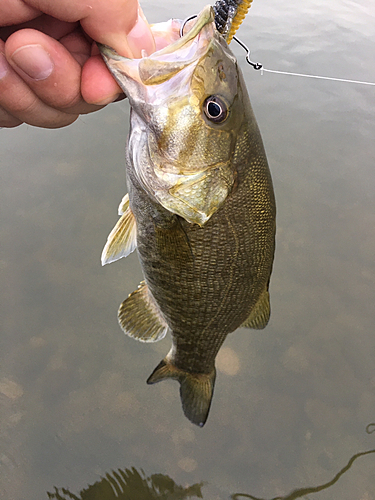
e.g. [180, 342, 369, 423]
[0, 106, 23, 127]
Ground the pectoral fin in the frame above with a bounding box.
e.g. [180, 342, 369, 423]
[118, 281, 168, 342]
[241, 287, 271, 330]
[147, 358, 216, 427]
[118, 193, 129, 215]
[101, 195, 137, 265]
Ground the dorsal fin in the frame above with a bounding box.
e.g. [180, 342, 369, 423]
[147, 358, 216, 427]
[101, 194, 137, 265]
[118, 281, 168, 342]
[241, 287, 271, 330]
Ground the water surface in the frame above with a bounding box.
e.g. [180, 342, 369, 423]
[1, 1, 375, 498]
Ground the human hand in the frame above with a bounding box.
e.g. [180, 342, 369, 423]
[0, 0, 155, 128]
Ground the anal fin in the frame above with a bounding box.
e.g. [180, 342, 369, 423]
[147, 357, 216, 427]
[101, 194, 137, 265]
[118, 281, 168, 342]
[241, 287, 271, 330]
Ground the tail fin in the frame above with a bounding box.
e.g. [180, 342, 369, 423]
[147, 359, 216, 427]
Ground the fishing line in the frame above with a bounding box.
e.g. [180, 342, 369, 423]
[232, 36, 375, 87]
[179, 18, 375, 87]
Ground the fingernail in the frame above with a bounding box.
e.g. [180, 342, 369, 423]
[0, 52, 8, 79]
[127, 9, 155, 58]
[11, 45, 54, 81]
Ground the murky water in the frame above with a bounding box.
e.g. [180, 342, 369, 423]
[1, 1, 375, 499]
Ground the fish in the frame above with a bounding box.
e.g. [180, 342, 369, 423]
[99, 3, 276, 427]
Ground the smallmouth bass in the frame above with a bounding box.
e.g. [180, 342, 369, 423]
[100, 4, 276, 427]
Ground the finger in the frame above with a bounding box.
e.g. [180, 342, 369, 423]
[1, 14, 79, 42]
[5, 29, 105, 114]
[21, 0, 155, 57]
[1, 1, 41, 26]
[81, 54, 123, 105]
[0, 106, 23, 128]
[61, 33, 122, 105]
[81, 4, 156, 58]
[0, 41, 78, 128]
[58, 29, 91, 67]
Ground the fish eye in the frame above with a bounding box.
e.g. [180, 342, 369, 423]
[203, 96, 228, 123]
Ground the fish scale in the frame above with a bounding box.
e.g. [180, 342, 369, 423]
[127, 90, 274, 371]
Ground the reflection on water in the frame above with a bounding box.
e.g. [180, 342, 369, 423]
[232, 449, 375, 500]
[48, 447, 375, 500]
[48, 467, 203, 500]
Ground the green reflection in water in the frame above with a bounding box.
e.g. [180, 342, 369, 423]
[232, 449, 375, 500]
[47, 467, 203, 500]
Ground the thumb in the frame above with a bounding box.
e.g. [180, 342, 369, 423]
[81, 4, 155, 58]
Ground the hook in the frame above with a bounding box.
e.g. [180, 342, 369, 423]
[232, 36, 263, 70]
[180, 15, 198, 37]
[179, 15, 263, 71]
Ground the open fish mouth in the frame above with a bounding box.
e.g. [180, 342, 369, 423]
[99, 6, 216, 88]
